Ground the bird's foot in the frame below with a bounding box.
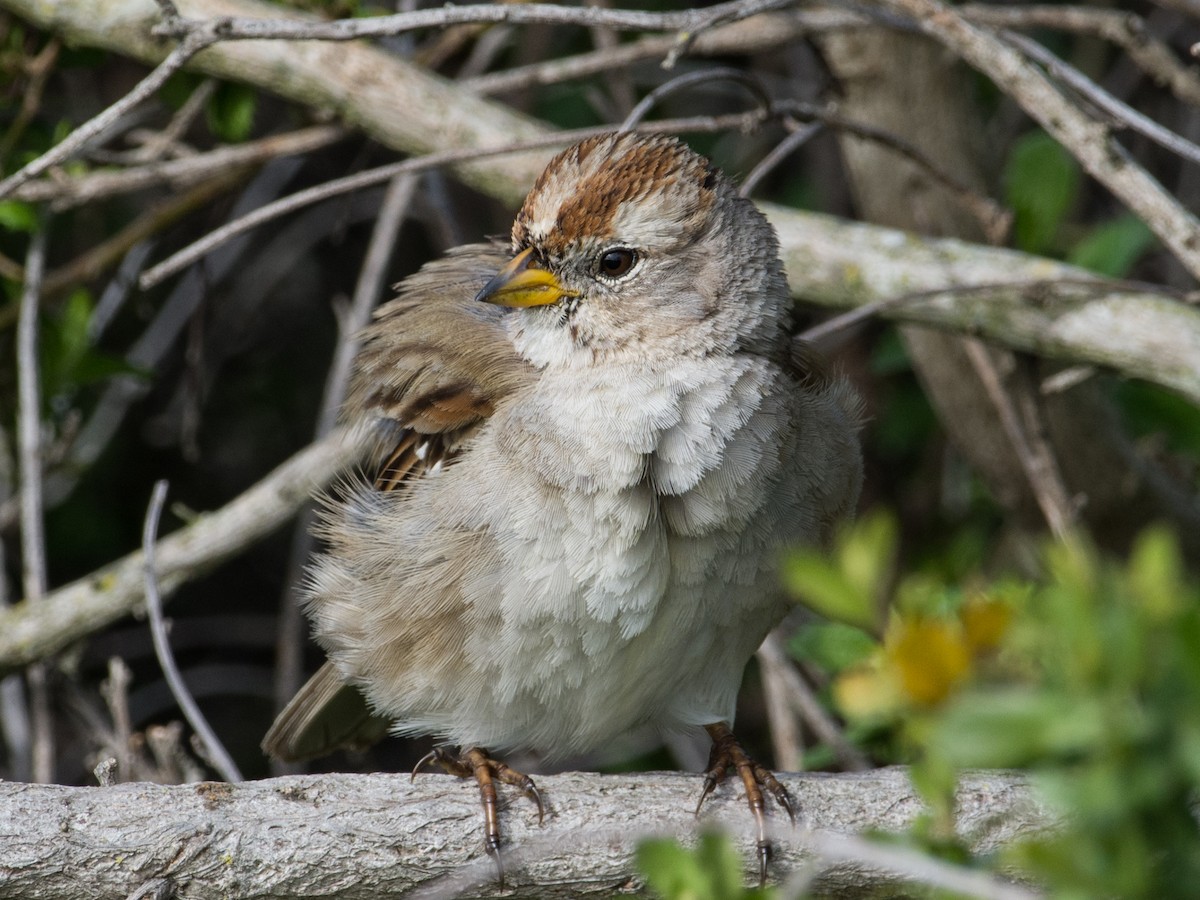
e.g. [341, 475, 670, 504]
[412, 745, 544, 883]
[695, 722, 795, 885]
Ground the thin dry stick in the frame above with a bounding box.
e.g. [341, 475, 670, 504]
[961, 339, 1074, 539]
[1005, 31, 1200, 167]
[0, 426, 31, 783]
[962, 4, 1200, 107]
[16, 224, 54, 784]
[151, 0, 800, 43]
[124, 78, 216, 164]
[758, 630, 807, 771]
[141, 479, 243, 783]
[138, 112, 769, 289]
[11, 125, 345, 209]
[462, 9, 835, 95]
[771, 100, 1010, 243]
[0, 37, 60, 164]
[872, 0, 1200, 281]
[0, 30, 217, 200]
[740, 122, 824, 198]
[618, 66, 772, 131]
[757, 632, 870, 773]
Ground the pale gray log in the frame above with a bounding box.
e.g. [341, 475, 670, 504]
[0, 768, 1050, 898]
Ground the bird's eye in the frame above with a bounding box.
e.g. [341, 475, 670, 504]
[596, 248, 637, 279]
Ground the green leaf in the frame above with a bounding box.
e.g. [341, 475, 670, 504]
[932, 689, 1105, 768]
[636, 833, 771, 900]
[790, 621, 877, 673]
[0, 200, 38, 233]
[1005, 130, 1080, 253]
[1127, 526, 1185, 621]
[783, 510, 897, 631]
[1067, 214, 1155, 277]
[207, 81, 257, 142]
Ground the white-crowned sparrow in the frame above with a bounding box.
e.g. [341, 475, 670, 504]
[264, 131, 862, 876]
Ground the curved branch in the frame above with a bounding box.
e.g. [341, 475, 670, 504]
[0, 768, 1050, 898]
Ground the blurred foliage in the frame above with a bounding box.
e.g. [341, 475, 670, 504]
[783, 514, 1200, 898]
[1005, 129, 1158, 277]
[206, 81, 258, 143]
[638, 831, 774, 900]
[1006, 130, 1080, 255]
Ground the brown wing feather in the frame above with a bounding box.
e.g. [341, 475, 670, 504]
[264, 244, 534, 760]
[347, 243, 533, 492]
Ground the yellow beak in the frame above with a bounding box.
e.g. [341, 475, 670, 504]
[475, 248, 578, 308]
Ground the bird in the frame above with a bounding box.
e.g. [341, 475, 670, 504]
[264, 130, 863, 880]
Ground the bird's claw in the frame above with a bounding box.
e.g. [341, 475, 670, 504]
[696, 723, 797, 886]
[409, 744, 543, 883]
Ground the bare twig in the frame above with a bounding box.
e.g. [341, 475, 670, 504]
[16, 223, 54, 784]
[124, 78, 216, 164]
[961, 339, 1074, 539]
[963, 4, 1200, 107]
[758, 629, 807, 771]
[618, 67, 772, 131]
[10, 125, 345, 209]
[137, 112, 771, 289]
[90, 241, 159, 344]
[757, 632, 871, 772]
[740, 122, 824, 198]
[1004, 30, 1200, 168]
[464, 8, 853, 96]
[0, 426, 30, 783]
[0, 37, 60, 165]
[772, 100, 1011, 244]
[141, 480, 243, 783]
[870, 0, 1200, 281]
[151, 0, 800, 43]
[0, 31, 217, 200]
[99, 658, 137, 781]
[0, 427, 368, 672]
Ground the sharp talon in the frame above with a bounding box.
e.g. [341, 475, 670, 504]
[757, 840, 770, 887]
[486, 837, 505, 887]
[778, 789, 797, 826]
[411, 749, 438, 782]
[528, 782, 545, 826]
[694, 776, 717, 817]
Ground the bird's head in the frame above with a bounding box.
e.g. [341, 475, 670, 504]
[476, 132, 790, 366]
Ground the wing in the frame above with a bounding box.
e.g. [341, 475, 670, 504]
[347, 242, 533, 490]
[262, 243, 533, 762]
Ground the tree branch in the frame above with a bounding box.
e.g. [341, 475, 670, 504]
[766, 204, 1200, 408]
[0, 768, 1050, 898]
[0, 427, 367, 674]
[3, 0, 1192, 403]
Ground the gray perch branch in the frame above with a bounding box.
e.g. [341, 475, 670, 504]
[0, 768, 1049, 899]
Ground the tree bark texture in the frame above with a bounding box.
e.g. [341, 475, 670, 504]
[0, 768, 1049, 898]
